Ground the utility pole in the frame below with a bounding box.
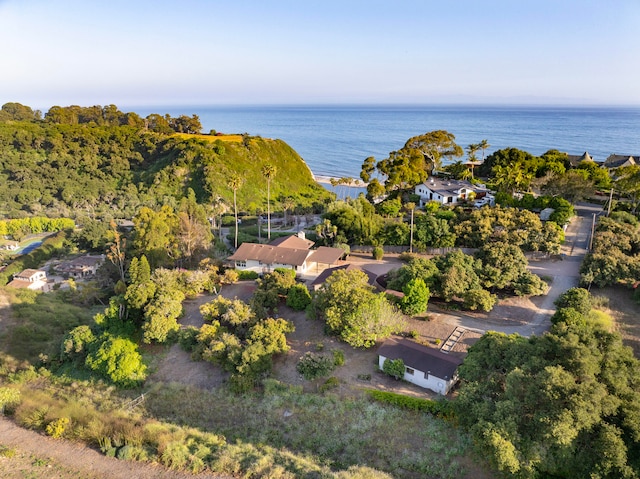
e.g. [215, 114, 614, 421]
[607, 188, 613, 216]
[588, 213, 596, 251]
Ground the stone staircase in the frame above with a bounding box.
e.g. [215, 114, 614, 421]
[440, 326, 466, 353]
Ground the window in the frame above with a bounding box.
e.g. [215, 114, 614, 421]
[405, 367, 414, 376]
[236, 260, 246, 268]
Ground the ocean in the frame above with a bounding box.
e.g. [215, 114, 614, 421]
[131, 105, 640, 179]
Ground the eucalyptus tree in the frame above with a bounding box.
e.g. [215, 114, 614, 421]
[262, 164, 277, 240]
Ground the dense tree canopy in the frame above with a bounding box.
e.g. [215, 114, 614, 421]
[309, 269, 405, 348]
[456, 290, 640, 478]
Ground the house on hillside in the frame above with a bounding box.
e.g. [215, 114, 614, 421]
[603, 154, 637, 170]
[378, 338, 463, 395]
[415, 177, 493, 206]
[54, 254, 105, 279]
[227, 233, 344, 275]
[2, 241, 20, 251]
[7, 268, 49, 291]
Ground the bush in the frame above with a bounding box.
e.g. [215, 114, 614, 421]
[554, 287, 592, 315]
[366, 389, 454, 418]
[296, 352, 336, 380]
[382, 358, 405, 380]
[319, 376, 340, 392]
[85, 335, 147, 388]
[462, 289, 496, 311]
[236, 270, 259, 280]
[372, 246, 384, 260]
[45, 417, 70, 438]
[0, 387, 21, 414]
[286, 284, 312, 311]
[332, 349, 345, 366]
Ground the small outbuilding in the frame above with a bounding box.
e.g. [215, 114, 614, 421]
[378, 338, 464, 395]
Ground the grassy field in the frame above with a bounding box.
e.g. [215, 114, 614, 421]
[173, 133, 244, 142]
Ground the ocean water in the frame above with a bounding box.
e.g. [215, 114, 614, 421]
[132, 105, 640, 179]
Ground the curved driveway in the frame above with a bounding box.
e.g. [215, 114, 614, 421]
[354, 202, 603, 338]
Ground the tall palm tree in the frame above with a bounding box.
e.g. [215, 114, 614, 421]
[227, 174, 243, 249]
[479, 139, 490, 162]
[262, 164, 277, 240]
[466, 143, 481, 180]
[405, 202, 416, 253]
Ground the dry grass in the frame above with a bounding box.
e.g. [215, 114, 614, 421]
[173, 133, 244, 142]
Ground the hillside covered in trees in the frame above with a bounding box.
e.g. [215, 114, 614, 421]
[0, 102, 331, 220]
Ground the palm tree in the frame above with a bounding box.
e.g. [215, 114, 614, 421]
[227, 174, 243, 249]
[262, 164, 277, 240]
[479, 139, 490, 162]
[405, 202, 416, 253]
[466, 143, 481, 180]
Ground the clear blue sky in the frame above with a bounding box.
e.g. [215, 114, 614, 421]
[2, 0, 639, 109]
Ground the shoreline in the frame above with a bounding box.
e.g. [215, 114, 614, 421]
[314, 175, 367, 187]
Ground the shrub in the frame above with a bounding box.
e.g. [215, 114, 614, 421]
[85, 335, 147, 388]
[296, 352, 336, 380]
[286, 284, 312, 311]
[0, 387, 21, 414]
[332, 349, 345, 367]
[366, 389, 454, 418]
[408, 330, 419, 339]
[222, 269, 239, 284]
[236, 270, 258, 280]
[382, 358, 405, 380]
[400, 278, 430, 315]
[372, 246, 384, 260]
[462, 289, 496, 311]
[0, 446, 16, 458]
[46, 417, 70, 438]
[319, 376, 340, 392]
[554, 287, 592, 315]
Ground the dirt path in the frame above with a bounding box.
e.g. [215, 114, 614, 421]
[0, 416, 228, 479]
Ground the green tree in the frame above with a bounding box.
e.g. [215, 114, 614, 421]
[400, 278, 430, 315]
[286, 283, 312, 311]
[310, 269, 405, 348]
[85, 335, 147, 387]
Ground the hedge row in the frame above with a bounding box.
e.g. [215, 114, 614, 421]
[365, 389, 454, 419]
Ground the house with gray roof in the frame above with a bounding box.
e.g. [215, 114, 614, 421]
[378, 338, 463, 395]
[415, 177, 492, 206]
[603, 154, 637, 170]
[566, 151, 596, 168]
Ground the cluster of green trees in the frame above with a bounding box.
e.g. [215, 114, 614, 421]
[0, 103, 330, 221]
[0, 216, 74, 241]
[59, 260, 223, 386]
[456, 288, 640, 478]
[581, 212, 640, 288]
[307, 269, 406, 347]
[194, 295, 294, 393]
[386, 245, 547, 312]
[317, 195, 564, 254]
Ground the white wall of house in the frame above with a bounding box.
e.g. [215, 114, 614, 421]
[378, 355, 457, 395]
[233, 259, 307, 274]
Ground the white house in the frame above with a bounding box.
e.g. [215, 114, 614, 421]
[378, 338, 463, 395]
[7, 268, 49, 291]
[415, 177, 491, 207]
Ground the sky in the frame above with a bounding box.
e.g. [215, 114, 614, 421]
[1, 0, 640, 109]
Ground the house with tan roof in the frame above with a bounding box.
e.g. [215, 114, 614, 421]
[566, 151, 596, 168]
[227, 234, 344, 275]
[378, 338, 463, 395]
[7, 268, 49, 291]
[54, 254, 105, 278]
